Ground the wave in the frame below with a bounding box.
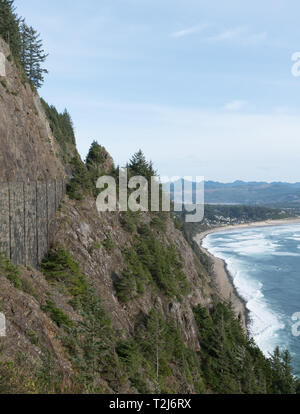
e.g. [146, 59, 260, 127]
[205, 236, 278, 257]
[273, 251, 300, 257]
[203, 231, 286, 356]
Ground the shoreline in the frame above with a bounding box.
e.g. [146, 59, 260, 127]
[194, 217, 300, 335]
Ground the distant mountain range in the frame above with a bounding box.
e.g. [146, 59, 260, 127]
[165, 180, 300, 206]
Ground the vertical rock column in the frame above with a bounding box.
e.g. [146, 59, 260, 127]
[36, 182, 48, 264]
[0, 179, 66, 267]
[10, 182, 25, 265]
[0, 183, 10, 258]
[25, 182, 38, 267]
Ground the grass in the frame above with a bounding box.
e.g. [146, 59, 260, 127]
[41, 248, 88, 302]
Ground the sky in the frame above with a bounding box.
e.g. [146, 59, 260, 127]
[15, 0, 300, 182]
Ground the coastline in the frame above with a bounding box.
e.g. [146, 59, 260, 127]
[194, 217, 300, 334]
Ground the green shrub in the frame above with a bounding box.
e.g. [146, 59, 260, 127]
[102, 236, 116, 253]
[151, 215, 167, 232]
[0, 254, 21, 289]
[27, 331, 40, 347]
[120, 211, 137, 233]
[0, 80, 7, 89]
[41, 248, 88, 301]
[41, 300, 73, 328]
[0, 254, 37, 298]
[114, 268, 137, 303]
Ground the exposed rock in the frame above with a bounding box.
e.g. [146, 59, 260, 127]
[0, 38, 65, 181]
[50, 197, 214, 352]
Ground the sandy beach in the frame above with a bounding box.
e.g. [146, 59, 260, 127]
[194, 217, 300, 334]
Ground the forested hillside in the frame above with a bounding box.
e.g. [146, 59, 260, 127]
[205, 181, 300, 206]
[168, 179, 300, 206]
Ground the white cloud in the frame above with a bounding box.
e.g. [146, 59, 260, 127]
[207, 26, 267, 45]
[209, 26, 246, 41]
[224, 100, 248, 111]
[170, 24, 266, 45]
[170, 24, 208, 38]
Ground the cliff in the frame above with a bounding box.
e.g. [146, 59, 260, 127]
[0, 37, 72, 181]
[0, 177, 216, 393]
[0, 37, 296, 395]
[0, 37, 214, 392]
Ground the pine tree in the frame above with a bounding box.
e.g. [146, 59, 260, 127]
[281, 349, 295, 394]
[61, 109, 75, 145]
[270, 346, 284, 394]
[19, 20, 28, 69]
[86, 141, 104, 168]
[0, 1, 48, 88]
[0, 0, 21, 58]
[19, 22, 48, 88]
[129, 150, 156, 180]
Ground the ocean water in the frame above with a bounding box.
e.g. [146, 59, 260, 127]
[202, 224, 300, 376]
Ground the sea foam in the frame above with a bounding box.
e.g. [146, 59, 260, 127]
[202, 229, 285, 356]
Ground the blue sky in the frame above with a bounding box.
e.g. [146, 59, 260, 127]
[15, 0, 300, 182]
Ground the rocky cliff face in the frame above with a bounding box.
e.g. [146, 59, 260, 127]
[1, 196, 218, 390]
[0, 38, 65, 181]
[0, 37, 217, 393]
[0, 37, 249, 394]
[0, 193, 217, 393]
[50, 198, 213, 352]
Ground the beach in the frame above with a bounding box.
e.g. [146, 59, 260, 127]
[194, 217, 300, 334]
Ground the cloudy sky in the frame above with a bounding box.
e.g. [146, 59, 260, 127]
[15, 0, 300, 182]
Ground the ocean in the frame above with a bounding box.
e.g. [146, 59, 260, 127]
[202, 224, 300, 376]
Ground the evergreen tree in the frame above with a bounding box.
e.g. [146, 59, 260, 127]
[61, 109, 75, 145]
[19, 20, 28, 68]
[129, 150, 156, 180]
[270, 346, 284, 393]
[67, 155, 93, 201]
[86, 141, 115, 197]
[19, 22, 48, 88]
[0, 0, 21, 58]
[86, 141, 104, 167]
[281, 349, 295, 394]
[41, 99, 76, 152]
[0, 1, 48, 88]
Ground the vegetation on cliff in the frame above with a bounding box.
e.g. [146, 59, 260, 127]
[1, 236, 299, 393]
[115, 221, 189, 303]
[0, 0, 48, 88]
[194, 303, 300, 394]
